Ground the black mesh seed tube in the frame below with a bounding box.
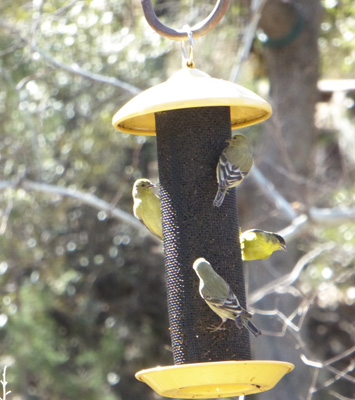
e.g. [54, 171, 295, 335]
[155, 106, 251, 364]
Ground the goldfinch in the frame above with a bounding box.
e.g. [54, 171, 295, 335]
[193, 258, 261, 337]
[240, 229, 286, 261]
[132, 179, 163, 240]
[213, 134, 253, 207]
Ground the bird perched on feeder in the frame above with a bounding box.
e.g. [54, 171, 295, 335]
[132, 178, 163, 240]
[213, 134, 253, 207]
[193, 258, 261, 337]
[240, 229, 286, 261]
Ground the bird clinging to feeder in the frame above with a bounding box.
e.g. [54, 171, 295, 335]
[132, 186, 287, 262]
[240, 229, 287, 261]
[213, 134, 253, 207]
[133, 178, 162, 240]
[193, 257, 261, 337]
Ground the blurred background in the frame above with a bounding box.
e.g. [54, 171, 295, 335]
[0, 0, 354, 399]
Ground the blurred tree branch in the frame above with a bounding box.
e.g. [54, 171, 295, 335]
[250, 167, 355, 241]
[250, 167, 298, 221]
[229, 0, 268, 82]
[32, 45, 142, 95]
[0, 179, 161, 243]
[0, 18, 141, 95]
[1, 177, 354, 246]
[249, 242, 335, 304]
[279, 208, 355, 241]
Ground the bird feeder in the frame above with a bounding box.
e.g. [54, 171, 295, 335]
[112, 0, 294, 397]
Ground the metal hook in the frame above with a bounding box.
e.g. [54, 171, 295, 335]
[181, 26, 194, 67]
[141, 0, 230, 41]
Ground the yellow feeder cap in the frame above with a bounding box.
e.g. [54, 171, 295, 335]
[135, 360, 294, 398]
[112, 67, 272, 135]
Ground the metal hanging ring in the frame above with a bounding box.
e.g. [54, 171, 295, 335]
[141, 0, 230, 41]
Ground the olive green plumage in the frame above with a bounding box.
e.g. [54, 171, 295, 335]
[240, 229, 286, 261]
[132, 180, 286, 262]
[193, 258, 261, 337]
[214, 134, 253, 207]
[132, 178, 163, 240]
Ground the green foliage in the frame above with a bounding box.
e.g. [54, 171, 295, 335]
[0, 1, 170, 398]
[320, 0, 355, 76]
[0, 1, 354, 399]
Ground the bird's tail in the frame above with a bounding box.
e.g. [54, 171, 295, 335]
[235, 315, 262, 338]
[245, 320, 262, 337]
[213, 189, 227, 207]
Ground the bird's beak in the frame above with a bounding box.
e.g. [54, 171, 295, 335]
[148, 183, 156, 188]
[225, 138, 232, 143]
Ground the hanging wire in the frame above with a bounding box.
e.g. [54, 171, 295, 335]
[181, 26, 194, 67]
[141, 0, 230, 41]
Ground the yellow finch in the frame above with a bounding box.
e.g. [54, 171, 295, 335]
[213, 134, 253, 207]
[132, 179, 163, 240]
[193, 258, 261, 337]
[240, 229, 286, 261]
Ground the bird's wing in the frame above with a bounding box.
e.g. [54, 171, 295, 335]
[134, 194, 163, 240]
[204, 290, 243, 315]
[217, 153, 246, 189]
[203, 295, 226, 307]
[139, 218, 163, 240]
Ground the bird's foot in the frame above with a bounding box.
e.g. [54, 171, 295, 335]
[207, 324, 226, 332]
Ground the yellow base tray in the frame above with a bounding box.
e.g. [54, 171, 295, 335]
[136, 360, 294, 398]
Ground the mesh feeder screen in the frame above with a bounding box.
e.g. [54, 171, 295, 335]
[155, 106, 251, 364]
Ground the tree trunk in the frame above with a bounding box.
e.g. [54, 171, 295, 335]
[239, 1, 322, 399]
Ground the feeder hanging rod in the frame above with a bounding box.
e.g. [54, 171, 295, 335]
[141, 0, 230, 41]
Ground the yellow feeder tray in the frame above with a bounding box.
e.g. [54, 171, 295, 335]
[112, 67, 272, 135]
[136, 360, 294, 398]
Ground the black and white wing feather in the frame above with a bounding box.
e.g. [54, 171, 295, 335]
[217, 153, 244, 190]
[213, 153, 248, 207]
